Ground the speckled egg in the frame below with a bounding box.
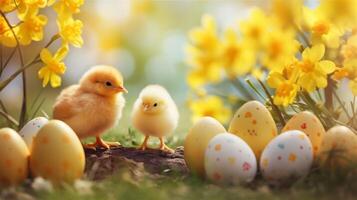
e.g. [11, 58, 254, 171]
[318, 126, 357, 170]
[19, 117, 49, 151]
[0, 128, 29, 186]
[228, 101, 277, 159]
[30, 120, 85, 184]
[260, 130, 313, 184]
[184, 117, 226, 177]
[204, 133, 257, 185]
[282, 111, 325, 156]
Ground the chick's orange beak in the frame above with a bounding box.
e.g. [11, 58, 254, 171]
[115, 85, 128, 93]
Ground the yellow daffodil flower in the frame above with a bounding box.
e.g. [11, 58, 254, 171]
[239, 8, 269, 48]
[303, 7, 343, 49]
[267, 69, 299, 107]
[0, 16, 17, 47]
[297, 44, 336, 92]
[319, 0, 357, 28]
[270, 0, 303, 29]
[186, 15, 222, 88]
[220, 28, 255, 77]
[58, 17, 83, 47]
[261, 30, 299, 71]
[18, 11, 47, 45]
[189, 95, 232, 124]
[0, 0, 16, 12]
[333, 59, 357, 95]
[341, 34, 357, 60]
[54, 0, 84, 19]
[38, 45, 69, 88]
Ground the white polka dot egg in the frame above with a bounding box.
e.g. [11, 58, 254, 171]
[260, 130, 313, 185]
[19, 117, 49, 151]
[204, 133, 257, 185]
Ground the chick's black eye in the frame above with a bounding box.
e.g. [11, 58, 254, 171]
[105, 81, 112, 87]
[153, 103, 158, 107]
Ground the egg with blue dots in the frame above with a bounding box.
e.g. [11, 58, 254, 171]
[204, 133, 257, 185]
[229, 100, 277, 159]
[19, 117, 49, 151]
[260, 130, 314, 185]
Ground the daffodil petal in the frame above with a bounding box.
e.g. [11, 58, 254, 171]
[318, 60, 336, 74]
[50, 73, 62, 88]
[54, 44, 69, 61]
[40, 48, 52, 64]
[308, 44, 325, 62]
[267, 72, 284, 88]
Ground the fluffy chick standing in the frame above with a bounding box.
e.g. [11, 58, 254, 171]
[131, 85, 179, 153]
[53, 65, 127, 149]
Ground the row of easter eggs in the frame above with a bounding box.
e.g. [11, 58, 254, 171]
[184, 101, 357, 185]
[0, 118, 85, 186]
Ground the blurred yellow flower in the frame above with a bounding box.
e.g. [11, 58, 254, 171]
[270, 0, 303, 28]
[303, 8, 343, 48]
[239, 8, 269, 47]
[319, 0, 357, 28]
[220, 28, 255, 77]
[333, 59, 357, 95]
[261, 30, 299, 71]
[189, 95, 232, 124]
[297, 44, 336, 92]
[187, 15, 222, 88]
[58, 17, 83, 47]
[38, 45, 68, 88]
[267, 69, 299, 107]
[341, 34, 357, 60]
[0, 16, 16, 47]
[18, 12, 47, 45]
[54, 0, 84, 18]
[0, 0, 16, 12]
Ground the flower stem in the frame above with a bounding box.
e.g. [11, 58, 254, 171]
[257, 79, 286, 126]
[245, 78, 265, 101]
[324, 76, 334, 110]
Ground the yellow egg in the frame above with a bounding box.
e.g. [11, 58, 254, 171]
[228, 101, 277, 159]
[282, 111, 325, 156]
[318, 126, 357, 170]
[30, 120, 85, 184]
[184, 117, 226, 177]
[0, 128, 29, 186]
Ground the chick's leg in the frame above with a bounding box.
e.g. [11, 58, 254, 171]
[83, 136, 120, 149]
[138, 135, 149, 150]
[159, 137, 174, 153]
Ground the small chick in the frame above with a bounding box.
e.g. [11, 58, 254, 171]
[131, 85, 179, 153]
[53, 65, 127, 149]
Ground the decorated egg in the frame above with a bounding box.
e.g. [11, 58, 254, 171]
[260, 130, 313, 184]
[282, 111, 325, 156]
[184, 117, 226, 177]
[204, 133, 257, 185]
[318, 126, 357, 170]
[0, 128, 29, 186]
[30, 120, 85, 184]
[228, 100, 277, 159]
[19, 117, 49, 151]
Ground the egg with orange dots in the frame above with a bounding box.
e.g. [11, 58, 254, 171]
[282, 111, 325, 156]
[30, 120, 85, 184]
[0, 128, 30, 187]
[228, 101, 277, 159]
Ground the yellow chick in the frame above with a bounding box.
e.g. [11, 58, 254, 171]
[53, 65, 128, 149]
[131, 85, 179, 153]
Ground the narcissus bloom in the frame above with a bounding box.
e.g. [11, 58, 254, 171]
[38, 45, 68, 88]
[297, 44, 336, 92]
[58, 17, 83, 47]
[189, 95, 232, 124]
[333, 59, 357, 96]
[18, 11, 47, 45]
[239, 8, 269, 47]
[219, 28, 255, 77]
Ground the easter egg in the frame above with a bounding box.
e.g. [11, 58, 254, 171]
[204, 133, 257, 185]
[318, 126, 357, 170]
[260, 130, 313, 184]
[30, 120, 85, 184]
[184, 117, 226, 177]
[282, 111, 325, 156]
[228, 100, 277, 159]
[0, 128, 29, 186]
[19, 117, 49, 151]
